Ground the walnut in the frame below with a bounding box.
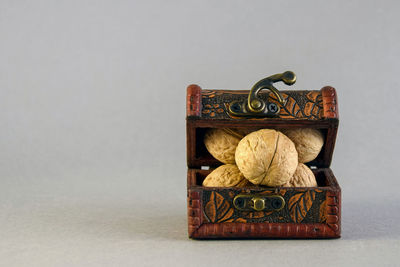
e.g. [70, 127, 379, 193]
[235, 129, 298, 186]
[202, 164, 250, 187]
[204, 128, 248, 164]
[283, 163, 317, 187]
[281, 128, 324, 163]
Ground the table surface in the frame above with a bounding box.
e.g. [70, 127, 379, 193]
[1, 172, 399, 267]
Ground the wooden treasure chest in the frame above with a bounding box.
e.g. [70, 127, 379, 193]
[186, 71, 340, 239]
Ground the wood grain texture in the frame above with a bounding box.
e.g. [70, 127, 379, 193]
[321, 127, 339, 168]
[201, 90, 323, 120]
[321, 86, 339, 119]
[186, 85, 341, 239]
[325, 168, 341, 237]
[186, 84, 202, 117]
[187, 189, 202, 237]
[201, 188, 326, 224]
[187, 168, 341, 239]
[191, 222, 338, 239]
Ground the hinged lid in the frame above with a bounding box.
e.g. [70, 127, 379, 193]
[186, 71, 339, 169]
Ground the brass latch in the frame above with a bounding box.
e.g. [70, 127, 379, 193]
[228, 71, 296, 117]
[233, 194, 285, 212]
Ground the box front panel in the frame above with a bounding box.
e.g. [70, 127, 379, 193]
[187, 168, 341, 239]
[201, 188, 327, 225]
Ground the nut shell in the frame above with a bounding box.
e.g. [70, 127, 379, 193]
[283, 163, 317, 187]
[235, 129, 298, 186]
[282, 128, 324, 163]
[202, 164, 249, 187]
[204, 128, 247, 164]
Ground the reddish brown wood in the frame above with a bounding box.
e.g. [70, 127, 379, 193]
[320, 87, 339, 167]
[201, 90, 323, 120]
[321, 86, 339, 119]
[187, 168, 341, 239]
[191, 222, 338, 239]
[325, 168, 341, 237]
[186, 84, 202, 117]
[187, 189, 202, 237]
[186, 123, 197, 168]
[321, 127, 338, 167]
[186, 85, 341, 239]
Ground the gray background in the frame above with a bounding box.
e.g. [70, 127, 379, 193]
[1, 0, 399, 266]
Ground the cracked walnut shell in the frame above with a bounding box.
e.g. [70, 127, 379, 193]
[281, 128, 324, 163]
[202, 164, 250, 187]
[235, 129, 298, 186]
[283, 163, 317, 187]
[204, 128, 249, 164]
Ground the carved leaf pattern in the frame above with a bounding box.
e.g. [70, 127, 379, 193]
[259, 190, 274, 195]
[225, 217, 247, 223]
[240, 210, 274, 220]
[204, 192, 234, 223]
[203, 189, 324, 224]
[284, 94, 301, 117]
[288, 191, 316, 223]
[304, 102, 317, 117]
[250, 211, 267, 219]
[278, 189, 287, 196]
[201, 90, 323, 119]
[264, 91, 322, 120]
[319, 200, 327, 223]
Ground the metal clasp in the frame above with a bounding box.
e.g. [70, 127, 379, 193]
[233, 194, 285, 212]
[228, 71, 296, 117]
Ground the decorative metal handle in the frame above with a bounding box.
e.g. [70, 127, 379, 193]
[228, 71, 296, 117]
[233, 194, 285, 212]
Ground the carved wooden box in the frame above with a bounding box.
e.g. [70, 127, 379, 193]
[186, 73, 340, 239]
